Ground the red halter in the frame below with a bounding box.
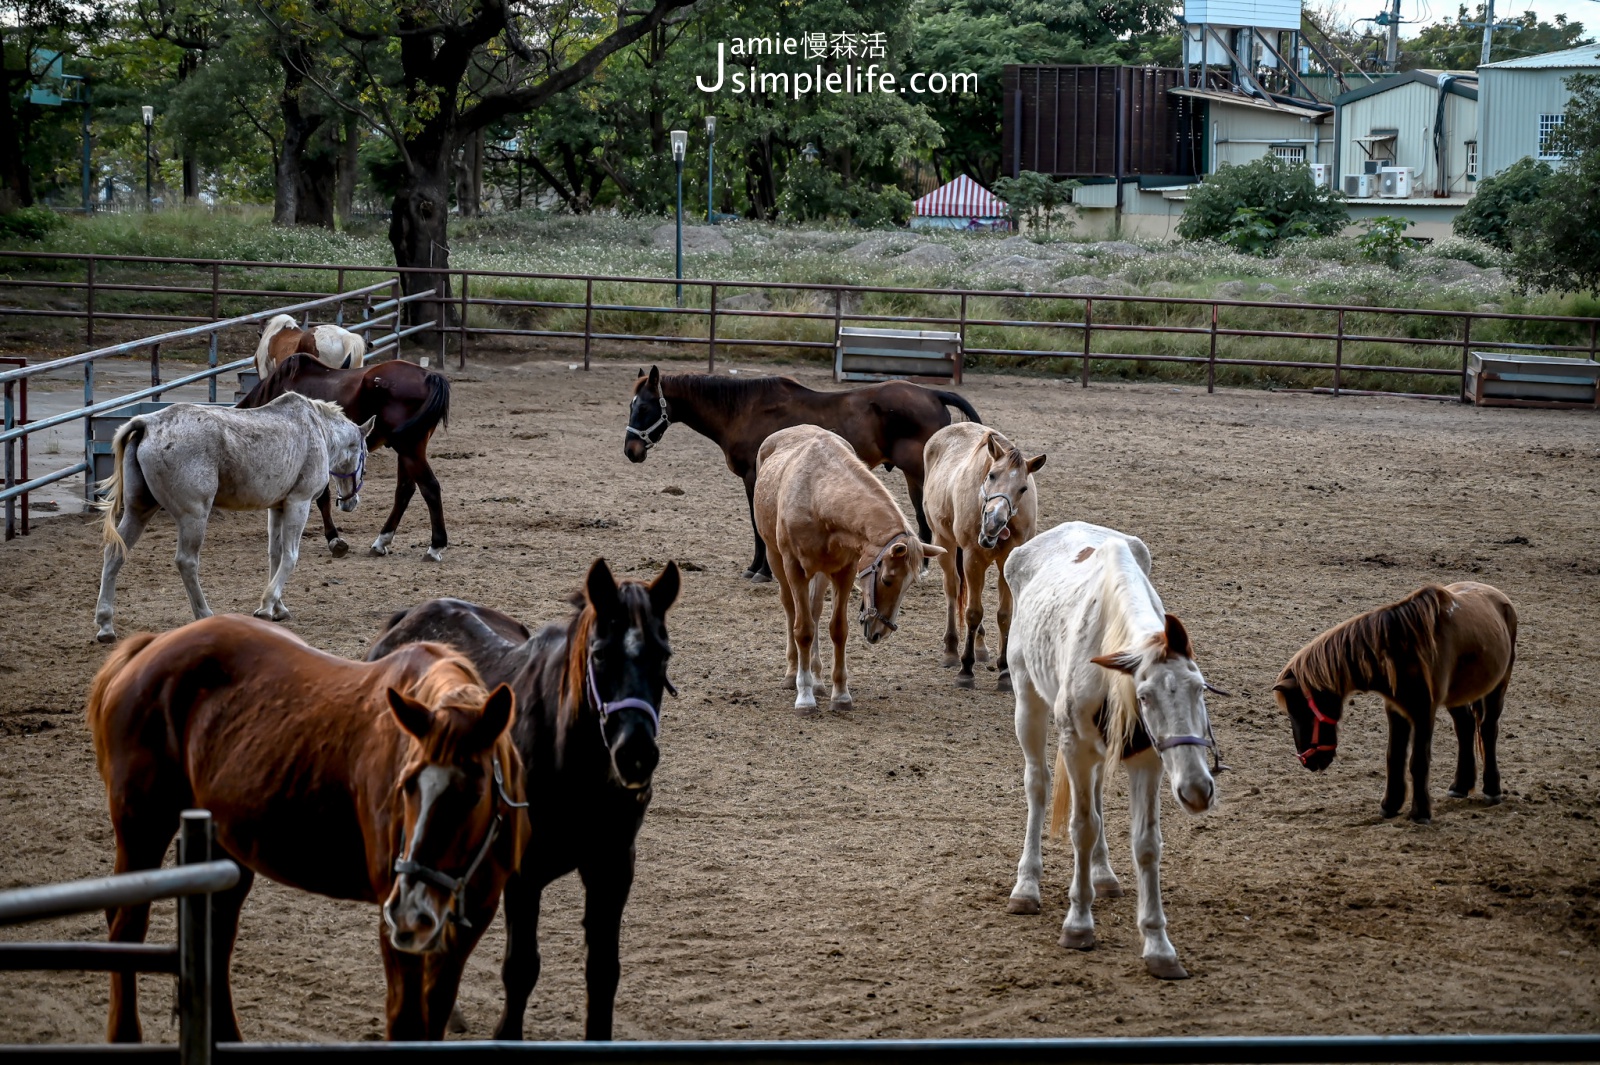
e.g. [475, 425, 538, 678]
[1296, 692, 1340, 765]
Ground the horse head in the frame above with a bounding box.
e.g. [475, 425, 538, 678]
[315, 403, 376, 513]
[1092, 614, 1220, 814]
[1273, 666, 1341, 772]
[977, 432, 1045, 550]
[857, 534, 946, 645]
[382, 673, 518, 954]
[624, 366, 669, 464]
[577, 557, 680, 790]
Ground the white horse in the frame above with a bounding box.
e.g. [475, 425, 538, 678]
[94, 393, 375, 642]
[253, 314, 367, 379]
[1003, 521, 1223, 980]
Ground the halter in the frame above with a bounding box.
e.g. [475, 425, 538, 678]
[1296, 691, 1340, 766]
[331, 448, 366, 505]
[586, 654, 665, 738]
[1139, 688, 1231, 774]
[392, 759, 527, 931]
[979, 487, 1017, 542]
[626, 379, 671, 450]
[857, 531, 913, 632]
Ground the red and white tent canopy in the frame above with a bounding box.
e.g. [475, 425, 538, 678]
[912, 174, 1008, 218]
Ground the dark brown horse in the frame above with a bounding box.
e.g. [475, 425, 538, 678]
[87, 613, 525, 1042]
[623, 365, 981, 580]
[240, 352, 451, 561]
[1274, 581, 1517, 824]
[368, 558, 678, 1041]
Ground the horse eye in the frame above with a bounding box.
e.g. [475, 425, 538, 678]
[1018, 486, 1027, 494]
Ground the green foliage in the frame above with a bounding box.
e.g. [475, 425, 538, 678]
[1404, 7, 1590, 69]
[776, 164, 913, 227]
[1177, 156, 1348, 253]
[0, 205, 67, 241]
[1356, 216, 1418, 267]
[1508, 74, 1600, 295]
[1452, 157, 1552, 250]
[991, 171, 1079, 236]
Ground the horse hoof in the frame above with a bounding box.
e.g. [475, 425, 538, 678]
[1484, 792, 1505, 806]
[424, 548, 445, 563]
[1380, 805, 1402, 820]
[830, 695, 854, 712]
[447, 1005, 468, 1035]
[370, 545, 390, 557]
[96, 629, 116, 644]
[1094, 878, 1124, 899]
[996, 672, 1013, 693]
[1446, 788, 1468, 799]
[955, 673, 976, 690]
[253, 607, 272, 619]
[1146, 956, 1190, 980]
[328, 537, 349, 558]
[1058, 928, 1096, 951]
[940, 653, 960, 669]
[1006, 896, 1041, 916]
[1410, 816, 1432, 826]
[749, 571, 773, 585]
[794, 693, 817, 711]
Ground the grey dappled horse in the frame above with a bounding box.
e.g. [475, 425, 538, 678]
[94, 393, 374, 642]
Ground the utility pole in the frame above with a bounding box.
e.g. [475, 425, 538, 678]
[1480, 0, 1495, 66]
[1386, 0, 1401, 72]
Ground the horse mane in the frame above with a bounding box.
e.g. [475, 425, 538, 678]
[645, 373, 798, 421]
[399, 649, 498, 756]
[1094, 564, 1145, 765]
[1287, 584, 1452, 698]
[254, 314, 297, 364]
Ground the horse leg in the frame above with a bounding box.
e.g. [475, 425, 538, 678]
[957, 550, 988, 688]
[1127, 749, 1187, 979]
[995, 566, 1015, 693]
[892, 445, 934, 554]
[771, 547, 800, 689]
[938, 539, 961, 667]
[172, 505, 215, 621]
[786, 559, 819, 711]
[94, 493, 158, 643]
[256, 499, 309, 621]
[827, 571, 852, 711]
[371, 461, 416, 557]
[208, 865, 256, 1043]
[380, 929, 427, 1041]
[1006, 667, 1049, 915]
[742, 471, 772, 582]
[403, 451, 448, 562]
[1479, 682, 1508, 803]
[105, 811, 181, 1042]
[1058, 735, 1102, 950]
[1380, 707, 1412, 819]
[1407, 706, 1436, 824]
[317, 487, 349, 558]
[422, 908, 490, 1040]
[1089, 758, 1122, 898]
[492, 873, 544, 1041]
[807, 573, 826, 678]
[1446, 705, 1477, 799]
[578, 857, 635, 1041]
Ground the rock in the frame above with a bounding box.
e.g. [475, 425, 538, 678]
[719, 291, 771, 311]
[1257, 282, 1278, 294]
[1422, 257, 1482, 281]
[890, 243, 959, 269]
[1145, 281, 1178, 296]
[1477, 267, 1507, 287]
[661, 485, 686, 496]
[1085, 240, 1149, 258]
[1213, 280, 1248, 300]
[848, 233, 916, 259]
[652, 223, 733, 254]
[1055, 275, 1112, 295]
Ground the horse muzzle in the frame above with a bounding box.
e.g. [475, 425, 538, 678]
[382, 881, 446, 954]
[1298, 747, 1336, 773]
[336, 492, 361, 513]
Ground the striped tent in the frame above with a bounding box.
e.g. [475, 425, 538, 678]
[910, 174, 1011, 231]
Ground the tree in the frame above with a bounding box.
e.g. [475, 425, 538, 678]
[992, 170, 1078, 236]
[1176, 155, 1347, 252]
[1508, 73, 1600, 295]
[1451, 156, 1551, 249]
[0, 0, 109, 207]
[1404, 8, 1590, 70]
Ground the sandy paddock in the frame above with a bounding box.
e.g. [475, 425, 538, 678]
[1, 352, 1596, 1043]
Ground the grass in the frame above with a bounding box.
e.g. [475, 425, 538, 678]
[2, 207, 1596, 394]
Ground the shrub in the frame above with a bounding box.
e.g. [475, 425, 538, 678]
[991, 171, 1080, 237]
[1356, 216, 1418, 267]
[1177, 156, 1347, 253]
[776, 166, 912, 228]
[1508, 73, 1600, 296]
[0, 206, 67, 242]
[1452, 157, 1551, 250]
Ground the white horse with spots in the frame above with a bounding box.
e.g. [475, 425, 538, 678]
[1003, 521, 1223, 979]
[254, 314, 367, 378]
[94, 393, 375, 642]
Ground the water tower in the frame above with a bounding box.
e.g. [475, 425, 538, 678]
[1181, 0, 1312, 100]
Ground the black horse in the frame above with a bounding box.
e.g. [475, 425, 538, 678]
[367, 558, 679, 1040]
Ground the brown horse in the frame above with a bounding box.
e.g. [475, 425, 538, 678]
[87, 613, 525, 1042]
[755, 425, 944, 712]
[923, 423, 1045, 691]
[253, 314, 367, 379]
[624, 365, 980, 581]
[240, 352, 450, 561]
[1274, 581, 1517, 824]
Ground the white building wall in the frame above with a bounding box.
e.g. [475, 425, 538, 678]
[1336, 81, 1478, 194]
[1480, 67, 1583, 178]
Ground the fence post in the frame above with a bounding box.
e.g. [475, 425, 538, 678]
[459, 272, 469, 370]
[210, 263, 220, 322]
[177, 810, 215, 1065]
[4, 381, 14, 541]
[1333, 309, 1345, 397]
[583, 279, 593, 371]
[150, 344, 161, 395]
[335, 269, 345, 326]
[1081, 299, 1092, 388]
[1460, 316, 1472, 404]
[1591, 320, 1598, 364]
[708, 284, 718, 373]
[436, 283, 447, 367]
[207, 332, 219, 404]
[85, 257, 96, 346]
[391, 278, 403, 359]
[958, 293, 968, 377]
[83, 360, 94, 504]
[1207, 301, 1218, 394]
[833, 288, 843, 351]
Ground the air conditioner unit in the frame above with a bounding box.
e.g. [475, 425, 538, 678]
[1363, 159, 1383, 175]
[1309, 164, 1331, 188]
[1379, 167, 1413, 198]
[1343, 174, 1373, 198]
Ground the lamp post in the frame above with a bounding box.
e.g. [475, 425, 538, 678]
[802, 142, 819, 164]
[670, 128, 687, 308]
[705, 115, 717, 224]
[141, 105, 153, 210]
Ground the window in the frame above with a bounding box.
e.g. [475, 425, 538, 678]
[1466, 141, 1478, 180]
[1271, 145, 1306, 164]
[1538, 114, 1566, 159]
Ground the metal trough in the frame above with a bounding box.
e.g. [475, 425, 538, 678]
[90, 400, 233, 492]
[234, 369, 260, 403]
[835, 326, 962, 384]
[1467, 351, 1600, 409]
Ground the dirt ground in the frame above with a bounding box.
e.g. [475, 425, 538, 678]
[1, 350, 1597, 1044]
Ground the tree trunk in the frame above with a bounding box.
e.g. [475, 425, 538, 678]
[454, 128, 483, 217]
[274, 45, 325, 226]
[389, 154, 454, 330]
[296, 124, 337, 228]
[337, 113, 358, 226]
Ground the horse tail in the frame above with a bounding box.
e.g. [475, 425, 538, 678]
[348, 331, 366, 368]
[393, 369, 451, 442]
[1048, 745, 1070, 840]
[97, 419, 146, 557]
[87, 631, 157, 737]
[933, 390, 982, 425]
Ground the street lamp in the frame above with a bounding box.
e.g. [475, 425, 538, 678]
[801, 142, 819, 164]
[141, 105, 153, 210]
[670, 128, 687, 308]
[705, 114, 717, 225]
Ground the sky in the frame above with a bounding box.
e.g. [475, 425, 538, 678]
[1393, 0, 1600, 36]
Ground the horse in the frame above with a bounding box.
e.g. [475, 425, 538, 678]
[240, 352, 451, 561]
[754, 425, 945, 712]
[254, 313, 367, 378]
[1003, 521, 1222, 980]
[87, 613, 526, 1042]
[923, 423, 1045, 691]
[1274, 581, 1517, 825]
[623, 365, 980, 581]
[367, 558, 680, 1041]
[93, 392, 374, 642]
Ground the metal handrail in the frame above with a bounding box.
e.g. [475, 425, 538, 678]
[0, 357, 252, 447]
[0, 861, 239, 927]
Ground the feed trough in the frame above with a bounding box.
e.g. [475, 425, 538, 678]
[835, 326, 963, 384]
[89, 400, 233, 493]
[1467, 352, 1600, 409]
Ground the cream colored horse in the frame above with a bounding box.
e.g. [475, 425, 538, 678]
[254, 314, 367, 379]
[754, 425, 945, 712]
[924, 423, 1044, 691]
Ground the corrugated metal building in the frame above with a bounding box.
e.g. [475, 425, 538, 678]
[1479, 44, 1600, 179]
[1333, 70, 1478, 198]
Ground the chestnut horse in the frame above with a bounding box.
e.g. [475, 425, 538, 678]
[240, 352, 451, 561]
[87, 613, 525, 1042]
[755, 425, 944, 712]
[1274, 581, 1517, 824]
[623, 365, 980, 581]
[254, 314, 367, 378]
[368, 558, 679, 1041]
[923, 423, 1045, 691]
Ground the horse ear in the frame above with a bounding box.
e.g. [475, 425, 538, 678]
[921, 542, 947, 558]
[1163, 613, 1192, 659]
[636, 367, 645, 379]
[1273, 671, 1299, 695]
[387, 689, 434, 741]
[889, 542, 910, 559]
[649, 561, 680, 617]
[1090, 651, 1141, 675]
[585, 558, 621, 619]
[647, 365, 661, 387]
[469, 684, 515, 749]
[984, 432, 1005, 459]
[358, 416, 377, 440]
[1026, 452, 1047, 474]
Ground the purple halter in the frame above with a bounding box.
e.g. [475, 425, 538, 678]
[586, 655, 662, 737]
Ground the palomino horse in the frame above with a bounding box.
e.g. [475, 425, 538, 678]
[623, 365, 980, 581]
[87, 613, 525, 1042]
[254, 313, 367, 378]
[368, 558, 680, 1041]
[240, 352, 451, 561]
[755, 425, 944, 712]
[94, 393, 373, 642]
[1274, 581, 1517, 824]
[1004, 522, 1222, 980]
[923, 423, 1045, 691]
